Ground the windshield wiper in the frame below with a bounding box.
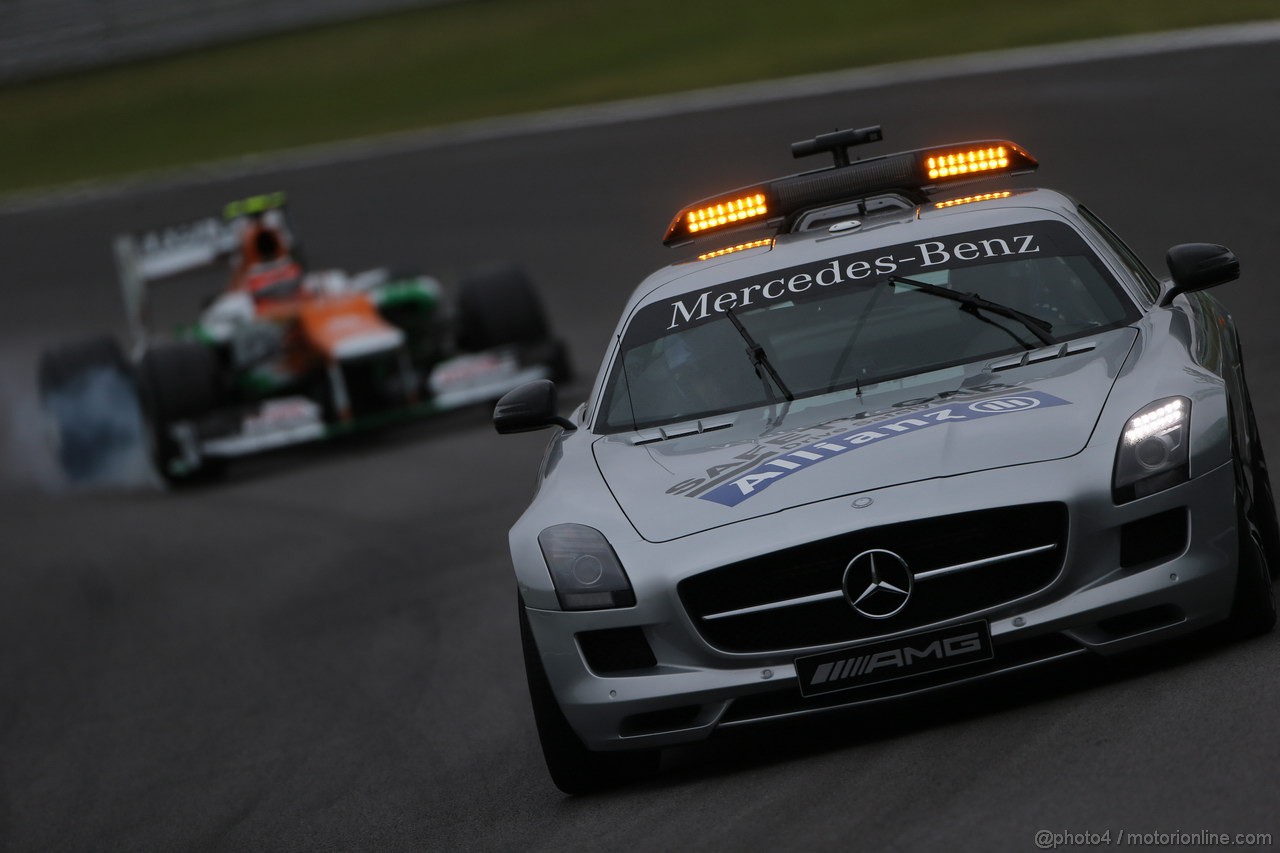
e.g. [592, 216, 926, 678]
[724, 308, 795, 402]
[887, 276, 1056, 346]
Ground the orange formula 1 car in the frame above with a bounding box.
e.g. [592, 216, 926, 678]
[39, 194, 569, 483]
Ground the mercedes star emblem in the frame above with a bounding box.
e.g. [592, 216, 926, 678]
[842, 549, 913, 619]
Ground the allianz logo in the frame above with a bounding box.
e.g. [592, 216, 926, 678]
[968, 395, 1042, 414]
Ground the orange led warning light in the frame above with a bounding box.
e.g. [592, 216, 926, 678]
[685, 193, 769, 234]
[921, 141, 1036, 183]
[697, 238, 774, 261]
[934, 191, 1013, 209]
[927, 146, 1008, 179]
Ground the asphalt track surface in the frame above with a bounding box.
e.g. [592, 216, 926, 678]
[3, 37, 1280, 852]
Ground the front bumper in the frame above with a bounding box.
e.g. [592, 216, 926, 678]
[522, 448, 1239, 752]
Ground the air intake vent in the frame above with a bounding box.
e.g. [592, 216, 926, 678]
[576, 627, 657, 675]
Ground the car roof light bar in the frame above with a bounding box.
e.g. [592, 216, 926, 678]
[663, 128, 1037, 246]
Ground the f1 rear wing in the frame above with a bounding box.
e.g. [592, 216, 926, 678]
[114, 193, 293, 347]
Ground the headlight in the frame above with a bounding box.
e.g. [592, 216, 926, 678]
[1113, 396, 1190, 502]
[537, 524, 636, 610]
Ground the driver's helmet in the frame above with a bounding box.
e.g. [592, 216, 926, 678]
[234, 219, 304, 299]
[252, 228, 283, 263]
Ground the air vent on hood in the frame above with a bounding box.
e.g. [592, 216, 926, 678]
[629, 415, 737, 445]
[989, 339, 1097, 372]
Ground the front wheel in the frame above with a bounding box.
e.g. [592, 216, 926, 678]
[1230, 523, 1276, 638]
[1243, 386, 1280, 578]
[137, 342, 225, 484]
[1229, 433, 1277, 637]
[518, 596, 658, 794]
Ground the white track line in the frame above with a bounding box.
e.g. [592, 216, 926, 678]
[5, 19, 1280, 215]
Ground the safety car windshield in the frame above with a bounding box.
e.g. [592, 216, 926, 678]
[599, 220, 1138, 433]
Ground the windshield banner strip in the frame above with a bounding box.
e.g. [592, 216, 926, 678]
[634, 223, 1090, 346]
[699, 391, 1071, 507]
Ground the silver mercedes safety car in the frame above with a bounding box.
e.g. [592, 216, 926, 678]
[494, 125, 1278, 793]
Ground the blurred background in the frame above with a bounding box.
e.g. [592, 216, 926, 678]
[3, 3, 1280, 850]
[1, 0, 1276, 195]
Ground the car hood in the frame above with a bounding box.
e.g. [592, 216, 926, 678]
[593, 328, 1138, 542]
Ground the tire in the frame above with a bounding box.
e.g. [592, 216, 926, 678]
[38, 336, 147, 482]
[1230, 512, 1276, 638]
[521, 337, 574, 384]
[138, 342, 222, 424]
[518, 595, 659, 794]
[137, 342, 224, 484]
[552, 342, 573, 383]
[455, 264, 551, 352]
[1229, 405, 1277, 638]
[1243, 386, 1280, 577]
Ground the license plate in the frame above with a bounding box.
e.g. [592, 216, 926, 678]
[795, 620, 993, 697]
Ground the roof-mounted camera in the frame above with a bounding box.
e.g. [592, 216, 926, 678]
[790, 125, 884, 167]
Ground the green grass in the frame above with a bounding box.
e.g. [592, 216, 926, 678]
[3, 0, 1277, 196]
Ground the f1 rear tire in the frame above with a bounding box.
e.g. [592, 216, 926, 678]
[456, 264, 551, 352]
[518, 595, 659, 794]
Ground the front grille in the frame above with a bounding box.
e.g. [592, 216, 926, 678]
[679, 503, 1067, 653]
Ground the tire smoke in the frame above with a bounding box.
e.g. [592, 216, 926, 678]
[0, 344, 157, 494]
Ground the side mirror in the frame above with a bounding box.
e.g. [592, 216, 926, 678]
[1158, 243, 1239, 306]
[494, 380, 577, 434]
